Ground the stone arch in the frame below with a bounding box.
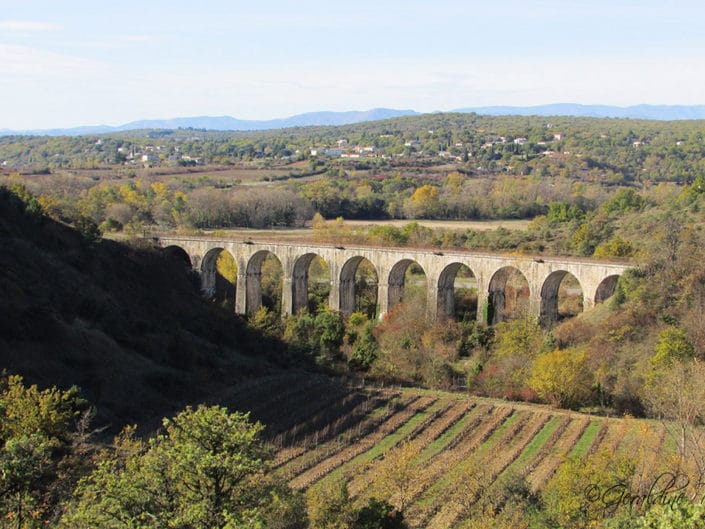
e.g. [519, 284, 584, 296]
[163, 245, 192, 270]
[292, 253, 331, 314]
[595, 274, 620, 304]
[339, 256, 378, 317]
[487, 266, 530, 324]
[540, 270, 584, 327]
[437, 263, 478, 321]
[245, 250, 283, 314]
[387, 259, 427, 314]
[200, 247, 230, 299]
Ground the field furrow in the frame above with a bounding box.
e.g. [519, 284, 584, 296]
[224, 372, 305, 403]
[260, 384, 675, 529]
[273, 391, 387, 467]
[347, 399, 475, 497]
[424, 412, 551, 529]
[261, 380, 352, 436]
[230, 374, 337, 431]
[396, 404, 507, 509]
[568, 419, 603, 458]
[289, 395, 437, 490]
[526, 417, 591, 491]
[585, 420, 610, 456]
[416, 401, 477, 448]
[277, 392, 415, 479]
[510, 415, 569, 477]
[419, 402, 485, 461]
[406, 407, 524, 527]
[595, 418, 627, 454]
[273, 389, 376, 449]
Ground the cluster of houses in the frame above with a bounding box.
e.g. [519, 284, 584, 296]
[117, 144, 202, 166]
[311, 139, 378, 159]
[309, 131, 571, 163]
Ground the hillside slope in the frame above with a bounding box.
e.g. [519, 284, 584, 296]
[240, 373, 668, 529]
[0, 188, 284, 428]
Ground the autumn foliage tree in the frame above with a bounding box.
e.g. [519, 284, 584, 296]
[528, 348, 594, 409]
[404, 185, 440, 219]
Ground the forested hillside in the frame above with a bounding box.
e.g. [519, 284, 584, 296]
[0, 187, 287, 427]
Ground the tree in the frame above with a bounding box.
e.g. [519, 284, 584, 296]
[404, 185, 440, 219]
[542, 448, 635, 528]
[480, 317, 546, 399]
[249, 306, 283, 339]
[353, 497, 406, 529]
[306, 482, 406, 529]
[63, 405, 305, 529]
[629, 501, 705, 529]
[448, 454, 490, 513]
[0, 375, 86, 528]
[371, 440, 421, 513]
[650, 327, 696, 371]
[314, 309, 345, 366]
[306, 482, 356, 529]
[283, 309, 345, 368]
[349, 321, 379, 371]
[593, 236, 634, 258]
[642, 359, 705, 482]
[601, 188, 646, 215]
[528, 347, 594, 409]
[445, 171, 465, 192]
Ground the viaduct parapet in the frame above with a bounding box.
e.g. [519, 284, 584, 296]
[156, 236, 634, 325]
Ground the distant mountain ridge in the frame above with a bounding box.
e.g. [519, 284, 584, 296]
[2, 104, 705, 136]
[0, 108, 419, 137]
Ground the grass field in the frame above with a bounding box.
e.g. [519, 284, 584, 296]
[184, 218, 531, 243]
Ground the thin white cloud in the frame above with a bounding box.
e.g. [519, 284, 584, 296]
[0, 45, 98, 78]
[0, 20, 61, 32]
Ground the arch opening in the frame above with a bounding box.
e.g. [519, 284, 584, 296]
[540, 271, 584, 327]
[437, 263, 478, 321]
[487, 266, 530, 324]
[388, 260, 427, 315]
[163, 245, 192, 270]
[340, 257, 378, 318]
[292, 253, 331, 314]
[245, 251, 283, 315]
[201, 248, 238, 308]
[595, 274, 620, 304]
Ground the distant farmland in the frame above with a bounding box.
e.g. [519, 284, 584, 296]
[188, 219, 531, 243]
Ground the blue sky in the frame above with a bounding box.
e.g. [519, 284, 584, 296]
[2, 0, 704, 129]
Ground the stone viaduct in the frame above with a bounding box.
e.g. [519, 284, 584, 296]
[156, 236, 634, 325]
